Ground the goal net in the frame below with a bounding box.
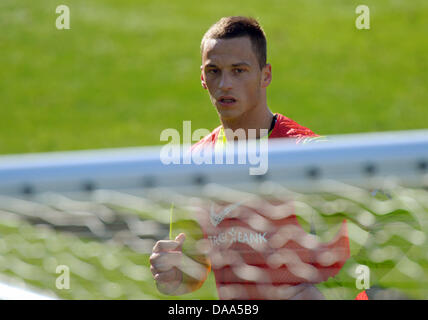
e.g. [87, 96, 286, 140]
[0, 129, 427, 300]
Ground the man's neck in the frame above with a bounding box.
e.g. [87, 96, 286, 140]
[220, 106, 274, 140]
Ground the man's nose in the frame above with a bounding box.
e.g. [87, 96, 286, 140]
[219, 72, 233, 90]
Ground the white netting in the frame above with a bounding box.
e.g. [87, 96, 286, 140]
[0, 131, 427, 300]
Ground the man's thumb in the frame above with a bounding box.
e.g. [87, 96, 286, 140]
[175, 233, 186, 249]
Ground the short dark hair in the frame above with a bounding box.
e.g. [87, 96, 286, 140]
[201, 16, 267, 69]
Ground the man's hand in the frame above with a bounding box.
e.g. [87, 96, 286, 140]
[150, 233, 186, 295]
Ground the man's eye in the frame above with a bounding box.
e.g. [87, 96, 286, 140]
[234, 68, 245, 74]
[207, 69, 219, 74]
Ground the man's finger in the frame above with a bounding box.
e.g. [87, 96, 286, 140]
[175, 233, 186, 250]
[153, 234, 185, 253]
[150, 251, 182, 272]
[154, 267, 181, 283]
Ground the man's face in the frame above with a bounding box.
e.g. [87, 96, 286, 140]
[201, 36, 271, 121]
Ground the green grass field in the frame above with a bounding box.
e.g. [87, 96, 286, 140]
[0, 0, 427, 300]
[1, 0, 427, 155]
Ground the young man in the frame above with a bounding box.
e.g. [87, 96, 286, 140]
[150, 16, 350, 299]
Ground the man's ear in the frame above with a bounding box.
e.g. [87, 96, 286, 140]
[201, 72, 208, 90]
[261, 63, 272, 88]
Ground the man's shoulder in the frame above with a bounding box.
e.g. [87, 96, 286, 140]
[191, 113, 321, 151]
[270, 113, 318, 139]
[190, 125, 222, 152]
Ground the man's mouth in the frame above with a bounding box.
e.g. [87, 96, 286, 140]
[218, 96, 237, 106]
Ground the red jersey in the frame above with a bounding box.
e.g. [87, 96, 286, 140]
[191, 113, 350, 299]
[191, 113, 319, 153]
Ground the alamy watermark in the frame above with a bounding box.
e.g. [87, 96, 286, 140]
[356, 5, 370, 30]
[56, 264, 70, 290]
[56, 5, 70, 30]
[355, 264, 370, 290]
[159, 121, 269, 175]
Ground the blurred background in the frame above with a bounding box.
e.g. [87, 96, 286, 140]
[1, 0, 427, 155]
[0, 0, 427, 300]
